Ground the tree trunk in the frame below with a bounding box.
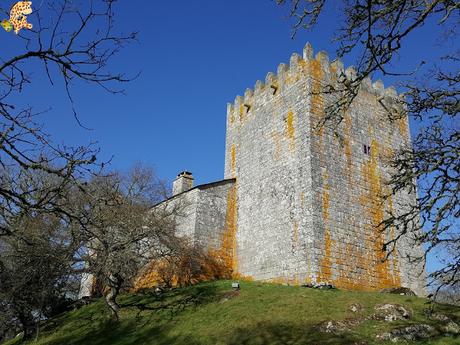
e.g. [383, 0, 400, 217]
[17, 311, 36, 340]
[105, 274, 122, 321]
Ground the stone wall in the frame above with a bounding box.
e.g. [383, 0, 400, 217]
[306, 50, 425, 294]
[194, 180, 236, 255]
[159, 179, 236, 257]
[224, 43, 425, 294]
[132, 179, 237, 290]
[166, 188, 199, 240]
[224, 48, 315, 284]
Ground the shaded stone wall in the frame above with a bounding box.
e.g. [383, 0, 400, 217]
[164, 188, 200, 240]
[194, 180, 236, 255]
[307, 52, 425, 295]
[224, 43, 425, 294]
[159, 180, 236, 253]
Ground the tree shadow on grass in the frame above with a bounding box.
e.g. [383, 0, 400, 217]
[37, 283, 222, 345]
[46, 320, 367, 345]
[120, 283, 222, 321]
[37, 319, 191, 345]
[223, 322, 366, 345]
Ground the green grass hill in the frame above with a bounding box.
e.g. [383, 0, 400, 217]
[6, 280, 460, 345]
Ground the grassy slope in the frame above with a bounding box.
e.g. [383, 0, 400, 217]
[7, 280, 460, 345]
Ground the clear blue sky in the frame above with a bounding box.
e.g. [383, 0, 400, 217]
[9, 0, 443, 188]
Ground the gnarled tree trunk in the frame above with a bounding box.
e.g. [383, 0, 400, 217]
[17, 310, 36, 340]
[105, 274, 123, 321]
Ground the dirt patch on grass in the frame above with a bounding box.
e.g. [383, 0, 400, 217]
[219, 290, 240, 304]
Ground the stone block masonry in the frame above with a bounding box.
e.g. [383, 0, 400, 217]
[224, 43, 425, 295]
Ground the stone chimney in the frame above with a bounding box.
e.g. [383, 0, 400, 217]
[172, 171, 194, 196]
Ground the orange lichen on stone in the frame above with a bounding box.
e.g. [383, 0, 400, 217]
[384, 185, 401, 286]
[315, 126, 401, 291]
[304, 253, 312, 285]
[304, 274, 312, 285]
[285, 109, 295, 150]
[133, 248, 232, 291]
[309, 58, 328, 285]
[268, 274, 305, 287]
[284, 70, 300, 85]
[134, 185, 239, 291]
[229, 110, 235, 125]
[328, 239, 377, 291]
[219, 184, 238, 273]
[231, 272, 254, 281]
[318, 230, 332, 282]
[318, 170, 332, 282]
[230, 145, 236, 175]
[133, 260, 169, 290]
[322, 184, 330, 222]
[268, 276, 290, 285]
[298, 58, 308, 72]
[329, 64, 337, 77]
[287, 275, 300, 286]
[239, 104, 245, 122]
[292, 220, 299, 246]
[359, 139, 401, 289]
[309, 58, 325, 136]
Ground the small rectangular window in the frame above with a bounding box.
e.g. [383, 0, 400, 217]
[363, 144, 371, 155]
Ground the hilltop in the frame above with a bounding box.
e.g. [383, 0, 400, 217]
[6, 280, 460, 345]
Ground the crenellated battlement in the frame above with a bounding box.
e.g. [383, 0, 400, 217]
[227, 42, 402, 121]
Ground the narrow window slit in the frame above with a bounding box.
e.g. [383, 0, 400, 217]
[363, 144, 371, 155]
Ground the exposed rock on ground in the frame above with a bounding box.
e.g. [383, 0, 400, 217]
[443, 320, 460, 335]
[380, 287, 417, 296]
[424, 310, 460, 335]
[372, 304, 411, 322]
[349, 303, 364, 313]
[317, 318, 362, 334]
[302, 282, 336, 290]
[376, 324, 435, 342]
[318, 303, 460, 342]
[318, 303, 413, 335]
[425, 310, 451, 321]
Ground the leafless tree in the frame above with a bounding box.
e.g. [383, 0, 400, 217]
[141, 237, 233, 290]
[434, 281, 460, 305]
[0, 0, 136, 238]
[0, 209, 80, 340]
[276, 1, 459, 292]
[0, 0, 137, 339]
[75, 165, 185, 321]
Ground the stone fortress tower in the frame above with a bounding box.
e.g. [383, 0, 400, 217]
[222, 43, 425, 295]
[123, 43, 426, 297]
